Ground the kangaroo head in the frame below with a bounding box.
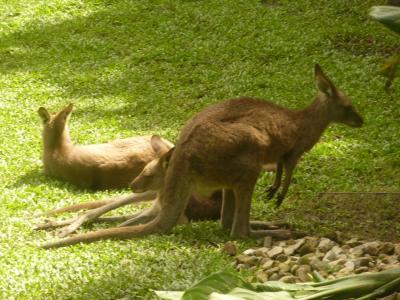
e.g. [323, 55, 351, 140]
[130, 135, 174, 193]
[315, 64, 363, 128]
[38, 103, 74, 149]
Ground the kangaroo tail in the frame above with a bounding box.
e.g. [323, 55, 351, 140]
[41, 215, 166, 249]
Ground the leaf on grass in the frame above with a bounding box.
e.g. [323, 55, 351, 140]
[181, 271, 254, 300]
[210, 288, 294, 300]
[154, 291, 185, 300]
[370, 6, 400, 34]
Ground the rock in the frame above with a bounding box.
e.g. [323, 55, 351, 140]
[280, 275, 296, 283]
[364, 241, 381, 256]
[318, 238, 336, 253]
[278, 262, 291, 273]
[263, 236, 272, 248]
[265, 266, 280, 276]
[350, 244, 365, 257]
[298, 237, 319, 255]
[269, 273, 280, 281]
[243, 248, 256, 256]
[255, 270, 269, 283]
[236, 255, 259, 267]
[296, 265, 312, 282]
[380, 242, 395, 255]
[261, 260, 274, 270]
[381, 255, 399, 265]
[236, 264, 246, 270]
[345, 237, 363, 247]
[293, 238, 306, 252]
[328, 258, 347, 268]
[267, 246, 283, 258]
[353, 257, 371, 268]
[276, 254, 288, 262]
[284, 245, 296, 256]
[344, 260, 355, 272]
[298, 253, 316, 265]
[354, 266, 369, 274]
[222, 241, 237, 256]
[310, 258, 330, 272]
[254, 247, 269, 257]
[323, 249, 338, 262]
[394, 244, 400, 256]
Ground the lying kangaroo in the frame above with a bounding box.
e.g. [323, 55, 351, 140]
[38, 103, 173, 190]
[42, 64, 363, 248]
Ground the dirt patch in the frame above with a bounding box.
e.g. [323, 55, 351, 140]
[329, 33, 400, 57]
[279, 192, 400, 242]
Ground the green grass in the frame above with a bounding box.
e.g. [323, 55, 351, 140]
[0, 0, 399, 299]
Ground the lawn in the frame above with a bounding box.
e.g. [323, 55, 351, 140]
[0, 0, 399, 299]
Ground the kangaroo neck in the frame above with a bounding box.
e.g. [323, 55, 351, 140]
[294, 96, 332, 150]
[44, 126, 73, 153]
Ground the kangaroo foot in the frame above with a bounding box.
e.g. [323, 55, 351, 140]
[35, 217, 78, 230]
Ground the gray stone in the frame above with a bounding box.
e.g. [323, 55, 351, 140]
[254, 247, 269, 257]
[345, 237, 363, 247]
[261, 260, 274, 270]
[353, 257, 371, 267]
[284, 245, 296, 256]
[265, 266, 280, 276]
[269, 273, 280, 281]
[380, 242, 395, 255]
[394, 244, 400, 256]
[318, 238, 337, 253]
[267, 246, 283, 258]
[236, 255, 259, 266]
[310, 258, 330, 272]
[364, 241, 381, 256]
[296, 265, 312, 282]
[298, 253, 316, 265]
[255, 270, 269, 283]
[276, 254, 288, 262]
[298, 237, 319, 255]
[243, 248, 256, 256]
[350, 244, 365, 257]
[354, 266, 369, 274]
[280, 275, 296, 283]
[278, 262, 291, 273]
[382, 255, 399, 265]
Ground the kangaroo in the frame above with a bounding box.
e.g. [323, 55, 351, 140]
[38, 103, 173, 190]
[42, 64, 363, 248]
[38, 136, 281, 239]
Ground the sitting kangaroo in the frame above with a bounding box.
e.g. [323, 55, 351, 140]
[42, 64, 363, 248]
[38, 104, 173, 190]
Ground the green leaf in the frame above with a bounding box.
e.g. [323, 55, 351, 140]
[210, 288, 295, 300]
[182, 271, 254, 300]
[370, 6, 400, 34]
[154, 291, 185, 300]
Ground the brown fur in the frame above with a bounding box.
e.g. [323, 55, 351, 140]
[38, 103, 173, 190]
[42, 65, 363, 248]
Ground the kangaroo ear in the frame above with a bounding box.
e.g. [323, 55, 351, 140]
[151, 135, 172, 156]
[38, 107, 51, 123]
[314, 64, 337, 97]
[161, 147, 175, 170]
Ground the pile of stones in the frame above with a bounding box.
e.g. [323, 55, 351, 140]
[232, 236, 400, 284]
